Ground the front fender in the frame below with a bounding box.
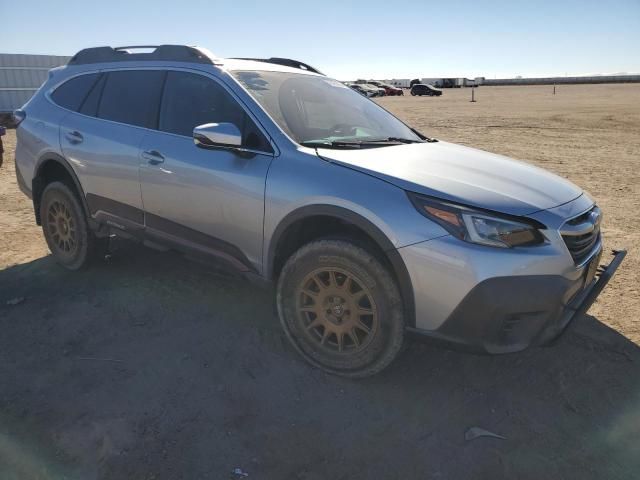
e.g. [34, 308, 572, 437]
[266, 203, 417, 328]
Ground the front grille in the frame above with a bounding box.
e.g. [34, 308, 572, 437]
[561, 206, 601, 264]
[563, 231, 600, 262]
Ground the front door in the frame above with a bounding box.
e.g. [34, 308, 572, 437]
[139, 70, 275, 272]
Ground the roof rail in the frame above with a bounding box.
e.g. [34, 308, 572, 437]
[231, 57, 324, 75]
[67, 45, 217, 66]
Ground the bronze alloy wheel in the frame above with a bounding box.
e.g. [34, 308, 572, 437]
[46, 199, 77, 257]
[295, 267, 379, 353]
[278, 240, 405, 377]
[40, 181, 108, 270]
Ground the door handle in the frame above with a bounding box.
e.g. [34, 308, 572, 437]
[142, 149, 165, 165]
[65, 130, 83, 144]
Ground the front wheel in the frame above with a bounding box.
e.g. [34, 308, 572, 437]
[277, 240, 405, 378]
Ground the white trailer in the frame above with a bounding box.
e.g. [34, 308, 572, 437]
[385, 78, 412, 88]
[420, 78, 444, 87]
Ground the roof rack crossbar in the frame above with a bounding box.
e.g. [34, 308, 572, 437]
[113, 45, 163, 50]
[231, 57, 324, 75]
[67, 45, 215, 66]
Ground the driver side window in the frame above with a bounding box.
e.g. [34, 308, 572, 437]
[159, 71, 272, 152]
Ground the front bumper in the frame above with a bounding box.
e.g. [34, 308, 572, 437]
[403, 240, 626, 353]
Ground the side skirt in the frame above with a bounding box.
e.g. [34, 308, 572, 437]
[86, 194, 257, 276]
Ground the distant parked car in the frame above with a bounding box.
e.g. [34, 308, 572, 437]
[367, 81, 403, 96]
[410, 84, 442, 97]
[355, 80, 386, 97]
[347, 84, 374, 97]
[365, 84, 386, 96]
[356, 84, 383, 97]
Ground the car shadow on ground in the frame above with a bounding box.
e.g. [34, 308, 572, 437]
[1, 243, 639, 479]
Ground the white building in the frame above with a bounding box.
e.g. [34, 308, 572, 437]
[0, 53, 70, 114]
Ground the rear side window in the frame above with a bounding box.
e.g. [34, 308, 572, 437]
[51, 73, 100, 111]
[98, 70, 165, 129]
[159, 71, 272, 152]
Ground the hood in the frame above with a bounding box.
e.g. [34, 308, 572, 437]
[316, 141, 583, 216]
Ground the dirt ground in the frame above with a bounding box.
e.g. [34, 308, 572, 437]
[1, 84, 639, 479]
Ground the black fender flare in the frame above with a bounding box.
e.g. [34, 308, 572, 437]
[267, 204, 416, 327]
[32, 152, 92, 225]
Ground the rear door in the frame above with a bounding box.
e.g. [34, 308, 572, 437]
[59, 69, 165, 229]
[139, 70, 275, 272]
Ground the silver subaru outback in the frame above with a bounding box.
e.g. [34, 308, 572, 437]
[13, 45, 625, 377]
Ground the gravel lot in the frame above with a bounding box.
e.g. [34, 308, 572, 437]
[1, 84, 639, 479]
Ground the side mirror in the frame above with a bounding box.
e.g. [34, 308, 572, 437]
[193, 123, 242, 149]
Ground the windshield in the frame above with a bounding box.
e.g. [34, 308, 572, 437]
[231, 71, 423, 146]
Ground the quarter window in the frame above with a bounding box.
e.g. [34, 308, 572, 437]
[51, 73, 100, 112]
[98, 70, 165, 129]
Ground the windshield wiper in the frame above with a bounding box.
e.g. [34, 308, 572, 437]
[364, 137, 425, 144]
[300, 138, 423, 149]
[300, 140, 371, 149]
[411, 128, 438, 142]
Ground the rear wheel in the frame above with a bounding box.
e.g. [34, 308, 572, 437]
[40, 181, 107, 270]
[277, 240, 404, 378]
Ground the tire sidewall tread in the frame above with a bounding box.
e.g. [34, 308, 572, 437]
[277, 240, 404, 378]
[40, 181, 104, 270]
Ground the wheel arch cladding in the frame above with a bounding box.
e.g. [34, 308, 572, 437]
[32, 153, 90, 225]
[268, 204, 416, 328]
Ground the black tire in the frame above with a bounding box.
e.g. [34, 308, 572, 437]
[277, 240, 404, 378]
[40, 181, 107, 270]
[410, 90, 416, 96]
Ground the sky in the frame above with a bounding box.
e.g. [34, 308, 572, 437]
[1, 0, 639, 80]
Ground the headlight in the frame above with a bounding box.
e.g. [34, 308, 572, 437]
[408, 193, 545, 248]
